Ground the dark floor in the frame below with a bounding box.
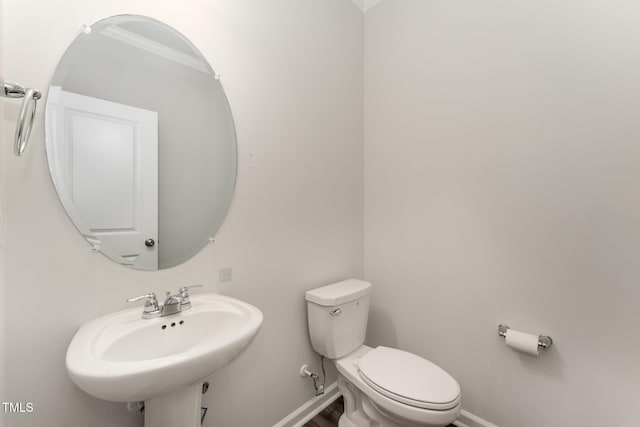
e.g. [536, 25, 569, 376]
[303, 397, 455, 427]
[303, 397, 343, 427]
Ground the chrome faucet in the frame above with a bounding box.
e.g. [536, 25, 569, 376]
[178, 285, 202, 310]
[161, 292, 183, 316]
[126, 293, 160, 319]
[127, 285, 202, 319]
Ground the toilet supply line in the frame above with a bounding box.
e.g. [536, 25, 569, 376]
[299, 360, 325, 396]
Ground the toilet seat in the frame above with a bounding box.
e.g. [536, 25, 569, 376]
[357, 346, 461, 411]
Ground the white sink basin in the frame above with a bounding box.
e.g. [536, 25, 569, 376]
[66, 293, 263, 403]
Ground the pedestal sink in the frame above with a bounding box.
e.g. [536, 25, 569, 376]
[66, 293, 263, 427]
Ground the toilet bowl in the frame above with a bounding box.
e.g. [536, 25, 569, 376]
[336, 346, 461, 427]
[306, 279, 461, 427]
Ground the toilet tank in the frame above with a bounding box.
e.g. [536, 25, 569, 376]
[305, 279, 372, 359]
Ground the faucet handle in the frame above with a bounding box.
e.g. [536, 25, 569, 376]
[179, 284, 202, 294]
[126, 293, 160, 319]
[179, 285, 202, 310]
[127, 292, 157, 303]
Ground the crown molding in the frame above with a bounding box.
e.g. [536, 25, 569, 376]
[351, 0, 382, 13]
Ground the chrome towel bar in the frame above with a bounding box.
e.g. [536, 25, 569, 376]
[1, 78, 41, 157]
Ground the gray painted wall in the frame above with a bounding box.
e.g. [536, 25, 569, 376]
[0, 0, 5, 413]
[2, 1, 363, 426]
[364, 1, 640, 426]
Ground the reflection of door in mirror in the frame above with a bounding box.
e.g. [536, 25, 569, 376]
[48, 87, 159, 269]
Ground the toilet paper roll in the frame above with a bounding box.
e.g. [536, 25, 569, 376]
[505, 329, 539, 356]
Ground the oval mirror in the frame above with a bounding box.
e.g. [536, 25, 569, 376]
[45, 15, 237, 270]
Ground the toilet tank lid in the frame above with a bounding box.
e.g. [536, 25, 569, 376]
[305, 279, 372, 306]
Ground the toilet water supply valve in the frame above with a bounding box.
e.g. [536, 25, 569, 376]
[300, 359, 326, 396]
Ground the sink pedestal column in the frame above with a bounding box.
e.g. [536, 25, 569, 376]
[144, 383, 203, 427]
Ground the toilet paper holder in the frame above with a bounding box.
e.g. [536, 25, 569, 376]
[498, 324, 553, 350]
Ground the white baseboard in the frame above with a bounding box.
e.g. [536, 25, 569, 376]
[454, 409, 499, 427]
[273, 384, 497, 427]
[273, 382, 341, 427]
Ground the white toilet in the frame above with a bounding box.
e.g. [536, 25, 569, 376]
[306, 279, 461, 427]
